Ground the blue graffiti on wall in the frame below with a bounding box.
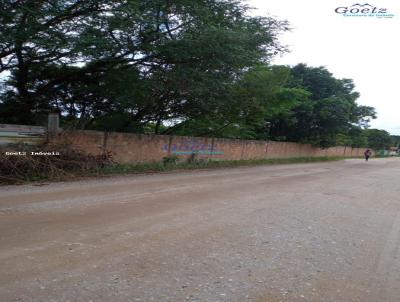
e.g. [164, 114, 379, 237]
[163, 139, 224, 155]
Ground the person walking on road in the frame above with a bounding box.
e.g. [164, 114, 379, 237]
[364, 149, 372, 161]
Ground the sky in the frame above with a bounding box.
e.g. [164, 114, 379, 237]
[247, 0, 400, 135]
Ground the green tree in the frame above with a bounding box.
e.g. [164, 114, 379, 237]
[390, 135, 400, 148]
[0, 0, 289, 129]
[364, 129, 392, 150]
[172, 65, 308, 139]
[335, 127, 368, 148]
[267, 64, 376, 147]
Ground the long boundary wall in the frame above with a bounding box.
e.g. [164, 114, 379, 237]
[52, 130, 369, 163]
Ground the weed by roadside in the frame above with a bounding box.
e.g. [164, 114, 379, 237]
[0, 147, 344, 185]
[100, 156, 344, 175]
[0, 144, 112, 184]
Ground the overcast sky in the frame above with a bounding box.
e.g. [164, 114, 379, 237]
[247, 0, 400, 134]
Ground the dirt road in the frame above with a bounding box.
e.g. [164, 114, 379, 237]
[1, 158, 400, 302]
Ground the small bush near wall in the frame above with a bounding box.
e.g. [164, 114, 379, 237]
[0, 144, 113, 184]
[162, 155, 180, 166]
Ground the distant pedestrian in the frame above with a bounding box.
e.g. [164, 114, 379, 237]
[364, 149, 372, 161]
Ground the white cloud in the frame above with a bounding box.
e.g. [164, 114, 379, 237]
[247, 0, 400, 134]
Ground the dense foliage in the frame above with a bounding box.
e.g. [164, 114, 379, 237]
[262, 64, 376, 147]
[0, 0, 388, 148]
[363, 129, 392, 150]
[0, 0, 288, 126]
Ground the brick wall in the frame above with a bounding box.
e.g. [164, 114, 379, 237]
[52, 130, 371, 163]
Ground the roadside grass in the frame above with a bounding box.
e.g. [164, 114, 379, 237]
[99, 156, 345, 175]
[0, 154, 347, 185]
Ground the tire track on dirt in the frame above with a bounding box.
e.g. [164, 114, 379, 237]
[366, 211, 400, 302]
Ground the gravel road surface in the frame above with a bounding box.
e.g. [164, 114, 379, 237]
[1, 158, 400, 302]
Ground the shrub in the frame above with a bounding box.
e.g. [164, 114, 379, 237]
[162, 155, 179, 166]
[0, 144, 113, 184]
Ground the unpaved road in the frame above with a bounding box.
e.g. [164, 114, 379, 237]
[1, 158, 400, 302]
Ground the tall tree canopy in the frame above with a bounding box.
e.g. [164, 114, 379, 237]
[0, 0, 288, 127]
[266, 64, 376, 147]
[364, 129, 392, 150]
[0, 1, 381, 148]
